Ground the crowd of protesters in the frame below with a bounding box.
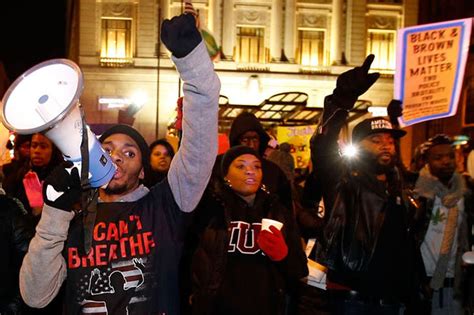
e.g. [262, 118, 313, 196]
[0, 12, 472, 315]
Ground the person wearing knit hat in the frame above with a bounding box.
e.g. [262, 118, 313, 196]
[220, 145, 261, 177]
[210, 111, 293, 211]
[189, 144, 308, 314]
[96, 124, 151, 199]
[20, 13, 220, 315]
[99, 124, 151, 170]
[98, 124, 151, 192]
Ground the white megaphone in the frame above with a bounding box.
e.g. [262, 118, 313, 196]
[1, 59, 116, 188]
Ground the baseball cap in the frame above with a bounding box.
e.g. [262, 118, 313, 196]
[352, 117, 406, 143]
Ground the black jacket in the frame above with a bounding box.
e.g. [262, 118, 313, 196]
[190, 182, 308, 315]
[0, 194, 35, 314]
[305, 96, 418, 299]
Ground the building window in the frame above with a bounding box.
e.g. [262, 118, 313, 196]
[366, 30, 396, 69]
[235, 27, 266, 63]
[297, 29, 326, 67]
[100, 18, 133, 66]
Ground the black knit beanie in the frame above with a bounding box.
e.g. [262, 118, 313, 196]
[221, 145, 261, 176]
[99, 124, 150, 169]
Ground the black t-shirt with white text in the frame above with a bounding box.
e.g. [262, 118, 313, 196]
[63, 179, 186, 315]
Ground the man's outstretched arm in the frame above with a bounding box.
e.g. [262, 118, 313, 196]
[20, 163, 80, 307]
[162, 14, 220, 213]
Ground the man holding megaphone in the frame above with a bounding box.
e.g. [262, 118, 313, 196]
[19, 13, 220, 315]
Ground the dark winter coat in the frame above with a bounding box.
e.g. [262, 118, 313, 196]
[0, 194, 35, 314]
[190, 182, 308, 315]
[305, 96, 419, 300]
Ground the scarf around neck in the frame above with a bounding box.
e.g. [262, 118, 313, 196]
[414, 165, 465, 208]
[415, 165, 465, 289]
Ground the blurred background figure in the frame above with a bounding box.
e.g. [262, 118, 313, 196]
[267, 142, 295, 185]
[0, 190, 35, 315]
[2, 135, 66, 315]
[411, 134, 473, 315]
[2, 134, 31, 179]
[144, 138, 175, 187]
[410, 142, 428, 173]
[3, 133, 63, 219]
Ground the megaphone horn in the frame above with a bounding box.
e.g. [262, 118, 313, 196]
[1, 59, 116, 188]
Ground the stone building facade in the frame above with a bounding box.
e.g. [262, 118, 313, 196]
[74, 0, 419, 163]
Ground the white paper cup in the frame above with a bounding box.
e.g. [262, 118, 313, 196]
[462, 251, 474, 264]
[261, 218, 283, 232]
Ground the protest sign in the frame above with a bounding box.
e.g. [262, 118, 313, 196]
[276, 125, 316, 169]
[395, 18, 472, 126]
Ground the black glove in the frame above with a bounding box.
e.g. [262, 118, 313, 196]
[161, 14, 202, 58]
[332, 54, 380, 110]
[387, 99, 403, 125]
[43, 161, 81, 211]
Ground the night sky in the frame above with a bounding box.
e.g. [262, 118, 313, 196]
[0, 1, 68, 82]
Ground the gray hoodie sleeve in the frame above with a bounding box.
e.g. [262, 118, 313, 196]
[19, 206, 74, 307]
[167, 40, 220, 212]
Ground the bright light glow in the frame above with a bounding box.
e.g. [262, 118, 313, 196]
[131, 91, 147, 108]
[98, 97, 130, 109]
[368, 106, 388, 117]
[342, 144, 358, 158]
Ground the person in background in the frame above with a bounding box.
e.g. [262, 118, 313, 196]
[2, 133, 65, 314]
[412, 134, 473, 314]
[144, 138, 175, 187]
[0, 188, 35, 314]
[189, 145, 307, 315]
[19, 13, 220, 315]
[2, 134, 31, 179]
[267, 142, 295, 185]
[304, 55, 419, 314]
[3, 133, 63, 219]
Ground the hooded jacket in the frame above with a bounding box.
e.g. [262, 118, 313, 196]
[228, 112, 270, 155]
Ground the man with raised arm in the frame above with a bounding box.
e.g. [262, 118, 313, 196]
[19, 13, 220, 315]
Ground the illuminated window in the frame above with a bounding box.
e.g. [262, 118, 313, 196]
[235, 27, 266, 63]
[297, 29, 326, 67]
[366, 30, 396, 69]
[100, 18, 133, 66]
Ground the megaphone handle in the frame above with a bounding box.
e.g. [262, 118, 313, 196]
[78, 104, 96, 255]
